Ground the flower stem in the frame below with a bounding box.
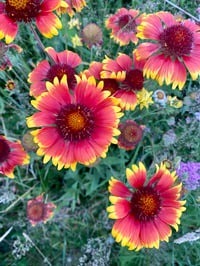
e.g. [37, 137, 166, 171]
[28, 23, 55, 65]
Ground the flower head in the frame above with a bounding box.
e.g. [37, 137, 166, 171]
[5, 80, 15, 90]
[0, 0, 64, 43]
[27, 193, 56, 226]
[0, 135, 29, 178]
[101, 51, 147, 110]
[136, 11, 200, 90]
[137, 88, 154, 110]
[105, 8, 144, 46]
[167, 96, 183, 108]
[153, 89, 167, 107]
[27, 75, 122, 171]
[28, 47, 81, 97]
[82, 23, 103, 49]
[56, 0, 86, 17]
[118, 120, 144, 150]
[176, 162, 200, 191]
[71, 34, 83, 48]
[107, 162, 186, 250]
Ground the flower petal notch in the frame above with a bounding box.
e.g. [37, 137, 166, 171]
[0, 0, 63, 43]
[27, 193, 56, 226]
[136, 11, 200, 90]
[105, 8, 144, 46]
[27, 74, 122, 171]
[107, 162, 186, 251]
[0, 135, 30, 179]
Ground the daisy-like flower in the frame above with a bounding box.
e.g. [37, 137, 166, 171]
[0, 0, 66, 43]
[101, 51, 147, 110]
[105, 8, 144, 46]
[107, 162, 186, 251]
[27, 75, 122, 171]
[137, 88, 154, 110]
[27, 193, 56, 226]
[153, 89, 167, 107]
[56, 0, 86, 17]
[136, 11, 200, 90]
[0, 135, 30, 179]
[28, 47, 81, 98]
[82, 23, 103, 49]
[5, 80, 15, 90]
[118, 120, 144, 150]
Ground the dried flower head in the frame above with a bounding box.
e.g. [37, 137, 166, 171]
[82, 23, 103, 49]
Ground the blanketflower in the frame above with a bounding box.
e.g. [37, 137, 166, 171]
[0, 0, 65, 43]
[136, 11, 200, 90]
[82, 23, 103, 49]
[0, 135, 30, 179]
[176, 162, 200, 190]
[105, 8, 144, 46]
[101, 51, 147, 110]
[107, 162, 186, 250]
[56, 0, 86, 17]
[27, 75, 122, 171]
[27, 193, 56, 226]
[118, 120, 144, 150]
[28, 47, 81, 98]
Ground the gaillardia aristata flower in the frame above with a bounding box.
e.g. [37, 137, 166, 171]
[0, 135, 29, 178]
[105, 8, 144, 46]
[101, 51, 147, 110]
[56, 0, 86, 17]
[27, 75, 122, 171]
[107, 162, 186, 250]
[136, 11, 200, 90]
[0, 0, 65, 43]
[118, 120, 144, 150]
[28, 47, 81, 97]
[27, 193, 56, 226]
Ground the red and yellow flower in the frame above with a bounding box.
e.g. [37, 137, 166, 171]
[28, 47, 81, 98]
[56, 0, 86, 17]
[0, 135, 30, 178]
[27, 193, 56, 226]
[105, 8, 144, 46]
[27, 75, 122, 171]
[136, 11, 200, 90]
[101, 51, 147, 110]
[107, 162, 186, 250]
[0, 0, 65, 43]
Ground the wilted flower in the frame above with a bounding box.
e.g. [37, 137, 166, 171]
[82, 23, 103, 49]
[22, 131, 38, 152]
[105, 8, 144, 46]
[0, 41, 22, 71]
[107, 162, 186, 250]
[176, 162, 200, 190]
[27, 193, 56, 226]
[0, 135, 29, 178]
[118, 120, 144, 150]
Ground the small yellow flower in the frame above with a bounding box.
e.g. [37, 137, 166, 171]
[71, 34, 83, 48]
[167, 96, 183, 108]
[137, 88, 154, 110]
[68, 18, 81, 30]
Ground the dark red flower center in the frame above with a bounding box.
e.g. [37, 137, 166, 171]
[130, 186, 161, 221]
[117, 14, 136, 33]
[156, 91, 165, 100]
[56, 104, 95, 142]
[101, 78, 119, 95]
[27, 201, 46, 222]
[121, 69, 144, 91]
[0, 138, 10, 164]
[46, 63, 77, 90]
[119, 121, 143, 148]
[159, 24, 194, 57]
[5, 0, 41, 23]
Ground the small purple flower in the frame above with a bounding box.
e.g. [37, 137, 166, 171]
[176, 162, 200, 190]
